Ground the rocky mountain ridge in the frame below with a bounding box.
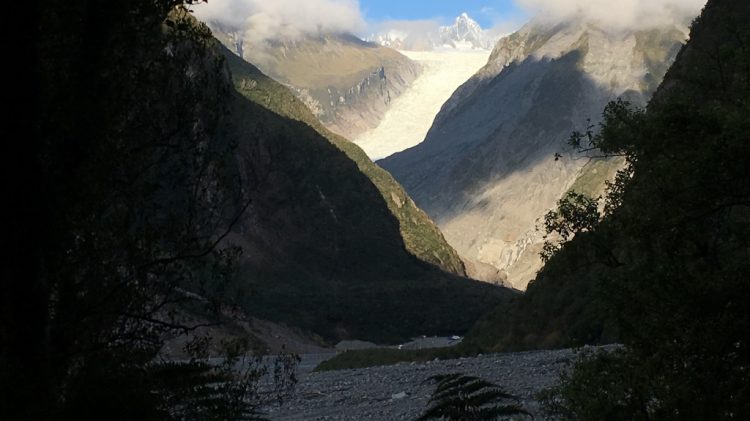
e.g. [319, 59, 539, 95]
[381, 18, 689, 289]
[214, 40, 514, 343]
[210, 27, 421, 139]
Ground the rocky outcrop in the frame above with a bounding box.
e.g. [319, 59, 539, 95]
[462, 257, 510, 288]
[380, 19, 688, 289]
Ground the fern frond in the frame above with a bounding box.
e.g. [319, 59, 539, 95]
[419, 373, 532, 420]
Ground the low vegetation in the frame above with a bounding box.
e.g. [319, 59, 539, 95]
[315, 345, 479, 372]
[419, 374, 530, 420]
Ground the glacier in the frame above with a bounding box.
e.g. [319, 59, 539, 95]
[353, 49, 490, 161]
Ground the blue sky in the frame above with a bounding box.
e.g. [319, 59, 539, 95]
[359, 0, 526, 28]
[195, 0, 708, 42]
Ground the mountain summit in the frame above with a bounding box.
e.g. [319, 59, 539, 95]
[439, 13, 493, 49]
[370, 13, 499, 51]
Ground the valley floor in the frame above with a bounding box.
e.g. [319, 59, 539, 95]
[353, 49, 490, 161]
[264, 347, 593, 420]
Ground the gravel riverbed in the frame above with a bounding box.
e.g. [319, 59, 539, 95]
[264, 347, 590, 420]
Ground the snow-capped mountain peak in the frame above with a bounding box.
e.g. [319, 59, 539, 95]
[368, 13, 498, 51]
[439, 12, 489, 49]
[454, 12, 482, 34]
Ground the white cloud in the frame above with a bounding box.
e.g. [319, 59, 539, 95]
[192, 0, 365, 43]
[515, 0, 707, 30]
[478, 6, 526, 35]
[369, 19, 441, 37]
[191, 0, 708, 48]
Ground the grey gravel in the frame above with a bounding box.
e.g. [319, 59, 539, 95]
[263, 347, 595, 420]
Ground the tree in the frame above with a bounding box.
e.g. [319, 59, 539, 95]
[538, 0, 750, 418]
[3, 2, 295, 419]
[541, 191, 601, 262]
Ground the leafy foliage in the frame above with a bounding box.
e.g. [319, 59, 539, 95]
[314, 343, 488, 371]
[419, 373, 531, 421]
[150, 338, 299, 421]
[3, 1, 301, 419]
[537, 348, 652, 421]
[541, 191, 601, 262]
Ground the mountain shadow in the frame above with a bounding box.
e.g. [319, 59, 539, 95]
[380, 22, 687, 288]
[216, 43, 515, 343]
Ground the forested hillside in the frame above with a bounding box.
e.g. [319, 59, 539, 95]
[467, 0, 750, 417]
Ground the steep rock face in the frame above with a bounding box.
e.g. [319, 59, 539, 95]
[215, 43, 508, 342]
[380, 20, 687, 289]
[212, 29, 421, 139]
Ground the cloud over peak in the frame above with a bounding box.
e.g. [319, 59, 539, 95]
[193, 0, 708, 47]
[517, 0, 707, 30]
[193, 0, 365, 42]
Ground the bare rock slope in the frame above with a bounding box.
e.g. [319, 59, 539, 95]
[381, 19, 688, 289]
